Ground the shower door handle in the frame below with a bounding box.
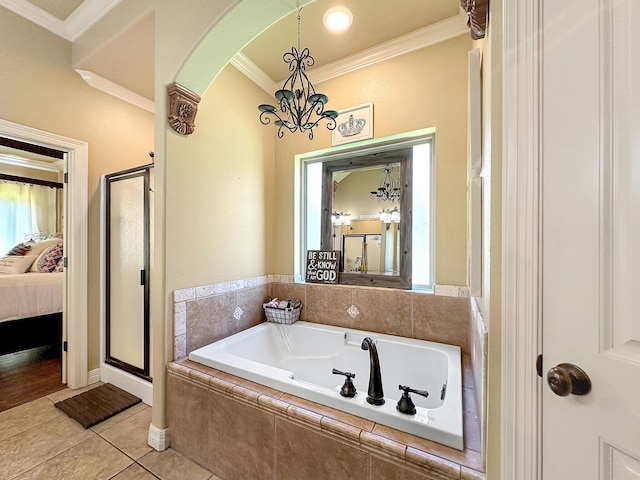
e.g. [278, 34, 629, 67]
[140, 269, 146, 286]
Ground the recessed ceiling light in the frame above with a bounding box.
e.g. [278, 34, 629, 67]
[323, 6, 353, 33]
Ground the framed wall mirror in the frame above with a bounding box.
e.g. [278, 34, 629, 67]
[320, 148, 413, 289]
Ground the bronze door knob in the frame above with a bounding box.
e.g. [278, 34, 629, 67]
[547, 363, 592, 396]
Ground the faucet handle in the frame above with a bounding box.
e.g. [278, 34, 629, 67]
[399, 385, 429, 398]
[396, 385, 429, 415]
[332, 369, 357, 398]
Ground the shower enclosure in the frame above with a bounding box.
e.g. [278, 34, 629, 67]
[103, 164, 152, 382]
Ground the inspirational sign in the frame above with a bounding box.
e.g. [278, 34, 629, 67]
[305, 250, 340, 284]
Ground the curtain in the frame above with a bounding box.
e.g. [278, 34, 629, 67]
[0, 181, 57, 255]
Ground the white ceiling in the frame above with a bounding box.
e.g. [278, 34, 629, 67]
[0, 0, 467, 109]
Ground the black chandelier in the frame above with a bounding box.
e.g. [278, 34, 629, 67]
[258, 8, 338, 140]
[370, 164, 401, 203]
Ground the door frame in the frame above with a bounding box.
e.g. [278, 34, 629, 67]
[501, 1, 543, 479]
[0, 119, 89, 389]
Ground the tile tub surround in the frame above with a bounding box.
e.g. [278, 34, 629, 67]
[469, 298, 487, 453]
[173, 277, 472, 360]
[166, 359, 484, 480]
[271, 281, 471, 353]
[173, 276, 269, 359]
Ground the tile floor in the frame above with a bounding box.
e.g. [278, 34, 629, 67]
[0, 384, 221, 480]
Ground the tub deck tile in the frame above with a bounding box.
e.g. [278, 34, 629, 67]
[373, 424, 483, 472]
[208, 374, 235, 393]
[188, 369, 213, 385]
[179, 359, 220, 379]
[320, 416, 363, 443]
[286, 405, 323, 429]
[232, 385, 260, 404]
[405, 446, 462, 479]
[167, 362, 193, 377]
[281, 393, 376, 432]
[215, 371, 285, 399]
[360, 430, 407, 461]
[257, 394, 290, 416]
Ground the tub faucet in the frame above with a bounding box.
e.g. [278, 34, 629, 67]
[361, 337, 385, 405]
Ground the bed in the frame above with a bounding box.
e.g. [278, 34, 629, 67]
[0, 239, 64, 356]
[0, 272, 64, 321]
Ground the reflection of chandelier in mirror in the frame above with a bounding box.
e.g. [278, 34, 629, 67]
[370, 164, 401, 202]
[331, 211, 351, 226]
[379, 207, 400, 224]
[257, 7, 338, 140]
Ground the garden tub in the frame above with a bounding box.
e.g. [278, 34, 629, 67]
[189, 321, 463, 450]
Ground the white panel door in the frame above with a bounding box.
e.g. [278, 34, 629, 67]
[542, 0, 640, 478]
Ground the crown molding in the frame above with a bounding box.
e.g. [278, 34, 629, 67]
[76, 69, 155, 112]
[230, 53, 278, 95]
[0, 0, 121, 41]
[0, 0, 69, 38]
[66, 0, 121, 41]
[232, 12, 468, 94]
[0, 154, 64, 172]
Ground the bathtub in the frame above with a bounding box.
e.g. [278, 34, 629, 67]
[188, 321, 463, 450]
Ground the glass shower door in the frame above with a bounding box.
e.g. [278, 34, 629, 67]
[105, 166, 151, 380]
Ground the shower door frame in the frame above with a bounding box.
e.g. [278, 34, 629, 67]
[104, 164, 153, 382]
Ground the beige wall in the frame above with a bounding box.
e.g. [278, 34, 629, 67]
[271, 34, 471, 285]
[0, 9, 154, 370]
[164, 65, 276, 294]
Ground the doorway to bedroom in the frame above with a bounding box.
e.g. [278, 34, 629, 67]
[0, 137, 66, 411]
[0, 119, 89, 412]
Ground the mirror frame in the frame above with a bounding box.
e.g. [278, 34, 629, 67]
[320, 148, 412, 289]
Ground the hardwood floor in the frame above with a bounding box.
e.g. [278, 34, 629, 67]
[0, 344, 64, 412]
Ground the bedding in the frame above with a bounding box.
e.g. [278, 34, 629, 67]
[0, 272, 64, 322]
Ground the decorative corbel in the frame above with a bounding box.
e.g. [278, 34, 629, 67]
[460, 0, 489, 40]
[167, 83, 201, 135]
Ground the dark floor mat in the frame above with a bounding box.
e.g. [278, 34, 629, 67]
[54, 383, 141, 428]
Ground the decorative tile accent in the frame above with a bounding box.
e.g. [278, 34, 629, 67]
[230, 280, 245, 291]
[174, 288, 196, 302]
[257, 276, 268, 285]
[245, 277, 257, 288]
[233, 306, 244, 320]
[434, 284, 461, 297]
[174, 334, 186, 359]
[196, 284, 215, 298]
[214, 282, 230, 295]
[174, 301, 186, 315]
[347, 305, 360, 319]
[175, 309, 186, 336]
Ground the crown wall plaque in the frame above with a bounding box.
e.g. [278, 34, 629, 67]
[338, 115, 366, 138]
[167, 83, 201, 135]
[331, 103, 374, 146]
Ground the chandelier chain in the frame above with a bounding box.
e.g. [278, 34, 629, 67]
[297, 8, 301, 52]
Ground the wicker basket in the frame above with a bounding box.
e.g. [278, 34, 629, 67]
[263, 300, 302, 325]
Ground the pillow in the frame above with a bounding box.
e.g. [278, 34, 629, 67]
[29, 239, 63, 272]
[5, 243, 32, 256]
[54, 258, 64, 272]
[0, 255, 37, 274]
[35, 243, 64, 273]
